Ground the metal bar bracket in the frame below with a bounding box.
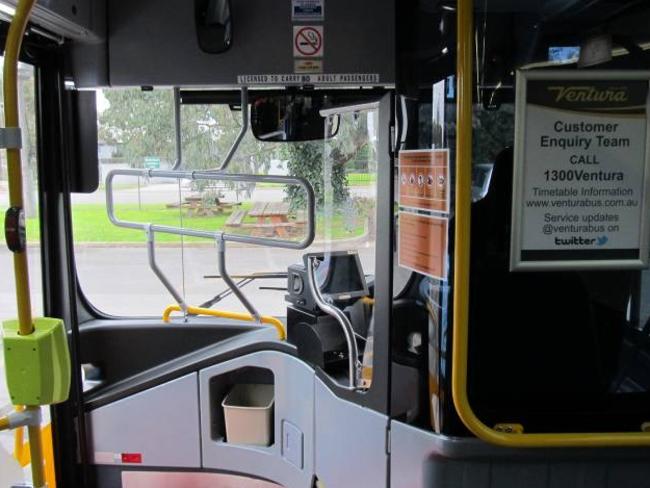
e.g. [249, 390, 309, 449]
[307, 256, 362, 390]
[145, 225, 188, 316]
[215, 87, 248, 172]
[0, 127, 22, 149]
[216, 236, 262, 323]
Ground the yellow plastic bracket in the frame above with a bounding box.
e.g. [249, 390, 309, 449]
[14, 423, 57, 488]
[2, 317, 71, 406]
[162, 305, 286, 341]
[451, 0, 650, 448]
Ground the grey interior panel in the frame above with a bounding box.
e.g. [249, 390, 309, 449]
[107, 0, 395, 87]
[86, 373, 201, 468]
[199, 350, 316, 488]
[390, 421, 650, 488]
[5, 0, 106, 40]
[314, 378, 388, 488]
[84, 326, 284, 411]
[79, 319, 263, 386]
[68, 40, 109, 88]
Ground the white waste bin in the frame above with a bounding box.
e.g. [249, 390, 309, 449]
[222, 384, 274, 446]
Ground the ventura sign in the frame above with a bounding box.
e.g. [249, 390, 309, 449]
[511, 70, 650, 271]
[547, 85, 630, 103]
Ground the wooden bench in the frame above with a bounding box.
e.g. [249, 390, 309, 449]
[224, 202, 303, 238]
[225, 209, 247, 227]
[168, 197, 240, 216]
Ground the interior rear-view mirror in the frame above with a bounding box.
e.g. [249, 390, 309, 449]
[251, 94, 340, 142]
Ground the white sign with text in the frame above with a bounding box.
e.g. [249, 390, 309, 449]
[511, 71, 650, 271]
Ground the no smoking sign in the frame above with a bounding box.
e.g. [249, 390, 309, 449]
[293, 25, 324, 58]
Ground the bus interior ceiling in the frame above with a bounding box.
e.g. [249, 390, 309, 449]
[2, 1, 650, 488]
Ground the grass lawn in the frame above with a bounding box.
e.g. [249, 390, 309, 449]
[347, 173, 377, 186]
[26, 203, 367, 244]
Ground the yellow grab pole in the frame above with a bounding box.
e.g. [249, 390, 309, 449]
[14, 426, 25, 462]
[450, 0, 477, 444]
[27, 414, 45, 488]
[3, 0, 47, 486]
[4, 0, 36, 336]
[13, 405, 25, 460]
[450, 0, 650, 448]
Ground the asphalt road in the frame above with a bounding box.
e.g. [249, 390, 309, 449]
[2, 180, 375, 208]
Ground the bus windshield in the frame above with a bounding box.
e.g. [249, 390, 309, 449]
[74, 89, 379, 318]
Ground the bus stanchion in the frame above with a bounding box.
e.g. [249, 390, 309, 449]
[1, 1, 72, 486]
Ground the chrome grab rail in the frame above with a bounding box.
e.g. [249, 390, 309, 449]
[216, 87, 248, 172]
[306, 256, 361, 390]
[105, 168, 315, 324]
[106, 168, 315, 250]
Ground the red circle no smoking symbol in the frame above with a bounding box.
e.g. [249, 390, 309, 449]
[295, 27, 322, 57]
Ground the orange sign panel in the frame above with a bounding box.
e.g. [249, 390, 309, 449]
[399, 149, 449, 213]
[398, 212, 448, 280]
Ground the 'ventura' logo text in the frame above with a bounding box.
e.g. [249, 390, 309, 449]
[547, 86, 629, 103]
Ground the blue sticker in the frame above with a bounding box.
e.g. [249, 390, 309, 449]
[292, 0, 324, 21]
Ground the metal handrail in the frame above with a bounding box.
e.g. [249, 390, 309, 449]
[217, 238, 260, 322]
[171, 87, 182, 170]
[105, 168, 315, 250]
[216, 87, 248, 171]
[307, 256, 361, 390]
[145, 225, 189, 313]
[106, 168, 315, 328]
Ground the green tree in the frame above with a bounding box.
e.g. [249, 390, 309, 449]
[98, 89, 277, 196]
[281, 112, 372, 207]
[99, 89, 176, 165]
[180, 104, 276, 196]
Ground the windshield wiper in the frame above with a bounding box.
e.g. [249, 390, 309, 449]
[199, 271, 288, 309]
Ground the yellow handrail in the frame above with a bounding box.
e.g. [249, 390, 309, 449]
[13, 405, 24, 461]
[163, 305, 286, 341]
[3, 0, 48, 486]
[451, 0, 650, 447]
[13, 423, 57, 488]
[5, 0, 34, 337]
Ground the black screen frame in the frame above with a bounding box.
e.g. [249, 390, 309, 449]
[304, 250, 370, 301]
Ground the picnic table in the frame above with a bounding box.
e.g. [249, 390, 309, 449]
[225, 202, 305, 238]
[166, 195, 238, 217]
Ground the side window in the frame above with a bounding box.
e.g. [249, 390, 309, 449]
[0, 61, 43, 483]
[73, 89, 181, 316]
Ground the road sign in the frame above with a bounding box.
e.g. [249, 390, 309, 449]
[293, 26, 324, 58]
[144, 157, 160, 169]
